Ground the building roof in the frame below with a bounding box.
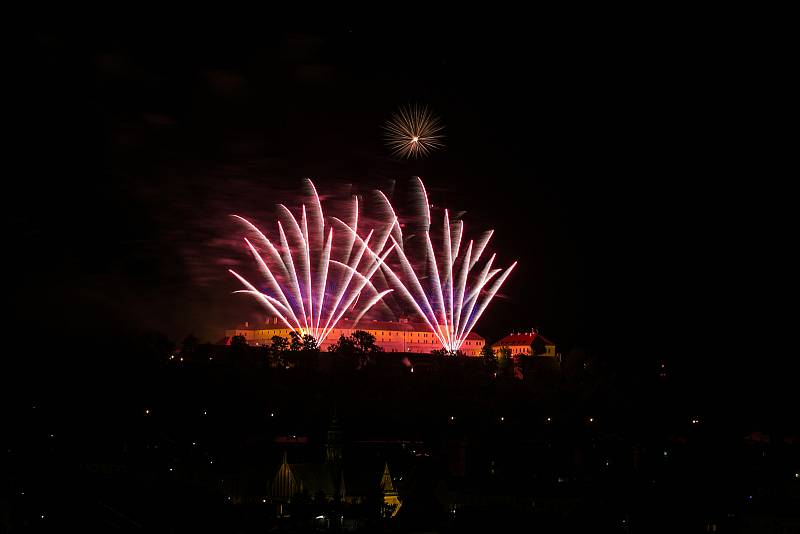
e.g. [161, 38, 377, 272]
[491, 331, 555, 348]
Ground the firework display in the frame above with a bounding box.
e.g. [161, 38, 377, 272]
[230, 178, 515, 352]
[229, 179, 394, 345]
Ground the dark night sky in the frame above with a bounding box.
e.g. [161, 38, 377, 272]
[10, 19, 792, 393]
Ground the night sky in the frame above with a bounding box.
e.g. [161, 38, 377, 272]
[11, 21, 791, 402]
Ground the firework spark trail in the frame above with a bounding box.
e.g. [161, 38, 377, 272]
[384, 105, 445, 159]
[424, 230, 449, 345]
[386, 235, 443, 336]
[443, 210, 454, 345]
[333, 220, 449, 349]
[319, 229, 374, 337]
[242, 237, 299, 326]
[452, 240, 473, 339]
[229, 177, 515, 353]
[230, 179, 393, 345]
[351, 289, 394, 329]
[378, 181, 516, 353]
[458, 262, 517, 343]
[319, 243, 396, 342]
[340, 196, 359, 271]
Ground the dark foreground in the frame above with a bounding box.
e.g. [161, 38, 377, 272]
[3, 335, 799, 533]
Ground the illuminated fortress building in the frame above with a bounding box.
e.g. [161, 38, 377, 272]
[225, 317, 485, 356]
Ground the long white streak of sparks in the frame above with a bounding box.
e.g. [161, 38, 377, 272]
[277, 221, 307, 332]
[453, 240, 473, 341]
[320, 229, 374, 337]
[328, 261, 385, 297]
[301, 205, 313, 336]
[379, 261, 449, 350]
[444, 210, 454, 347]
[342, 196, 358, 268]
[242, 237, 300, 328]
[456, 254, 497, 340]
[415, 176, 431, 230]
[366, 191, 398, 299]
[328, 261, 389, 322]
[458, 263, 517, 349]
[452, 220, 463, 262]
[231, 215, 292, 281]
[471, 230, 494, 270]
[351, 290, 394, 329]
[376, 190, 404, 251]
[424, 230, 450, 348]
[305, 178, 324, 253]
[228, 269, 297, 333]
[315, 228, 333, 334]
[459, 268, 502, 320]
[456, 268, 502, 345]
[278, 204, 309, 313]
[320, 244, 395, 343]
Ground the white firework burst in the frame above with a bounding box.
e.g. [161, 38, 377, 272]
[384, 104, 445, 159]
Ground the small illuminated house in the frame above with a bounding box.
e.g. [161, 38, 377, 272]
[491, 330, 557, 357]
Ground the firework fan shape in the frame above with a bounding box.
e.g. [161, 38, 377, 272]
[331, 177, 517, 353]
[228, 179, 396, 345]
[384, 104, 445, 159]
[229, 178, 515, 353]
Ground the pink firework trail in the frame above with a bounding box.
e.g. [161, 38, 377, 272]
[229, 179, 394, 345]
[385, 177, 516, 353]
[228, 178, 515, 353]
[329, 177, 517, 353]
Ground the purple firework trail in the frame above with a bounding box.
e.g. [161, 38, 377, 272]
[229, 178, 516, 352]
[228, 179, 395, 344]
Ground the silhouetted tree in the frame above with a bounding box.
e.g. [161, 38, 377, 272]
[327, 331, 382, 369]
[300, 334, 320, 369]
[301, 334, 318, 351]
[351, 330, 382, 368]
[498, 346, 513, 377]
[269, 335, 289, 368]
[230, 335, 248, 362]
[230, 335, 247, 349]
[327, 334, 356, 355]
[288, 331, 303, 352]
[351, 330, 381, 354]
[270, 335, 288, 353]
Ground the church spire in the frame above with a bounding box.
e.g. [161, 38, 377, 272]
[380, 461, 395, 492]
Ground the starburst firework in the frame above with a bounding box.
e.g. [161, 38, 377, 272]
[384, 104, 445, 159]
